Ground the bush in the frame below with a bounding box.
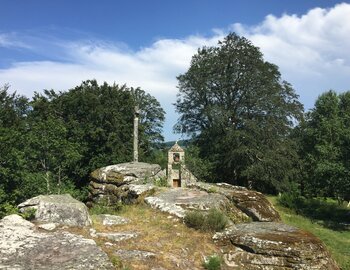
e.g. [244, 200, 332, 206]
[277, 192, 304, 213]
[184, 210, 206, 230]
[20, 208, 36, 220]
[89, 198, 123, 215]
[203, 255, 221, 270]
[206, 208, 228, 232]
[0, 202, 18, 219]
[184, 208, 228, 232]
[154, 176, 169, 187]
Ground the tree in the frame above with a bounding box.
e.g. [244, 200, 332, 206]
[301, 90, 350, 203]
[31, 80, 165, 187]
[175, 33, 303, 193]
[0, 85, 29, 216]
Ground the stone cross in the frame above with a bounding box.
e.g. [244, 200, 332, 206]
[133, 105, 140, 162]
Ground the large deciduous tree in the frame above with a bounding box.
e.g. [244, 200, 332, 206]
[31, 80, 165, 186]
[301, 90, 350, 203]
[175, 33, 303, 193]
[0, 84, 29, 216]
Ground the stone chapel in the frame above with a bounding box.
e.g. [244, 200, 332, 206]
[167, 142, 197, 188]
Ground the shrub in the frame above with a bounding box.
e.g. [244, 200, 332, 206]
[154, 176, 169, 187]
[184, 210, 206, 230]
[0, 202, 18, 219]
[20, 208, 36, 220]
[89, 198, 123, 215]
[206, 208, 228, 232]
[184, 208, 228, 232]
[203, 255, 221, 270]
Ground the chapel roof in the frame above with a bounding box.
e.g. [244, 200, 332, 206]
[169, 142, 184, 152]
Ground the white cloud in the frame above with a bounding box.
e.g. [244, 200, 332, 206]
[0, 33, 223, 140]
[231, 3, 350, 108]
[0, 33, 32, 49]
[1, 3, 350, 139]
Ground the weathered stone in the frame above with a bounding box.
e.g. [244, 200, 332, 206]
[115, 249, 156, 260]
[93, 231, 138, 242]
[89, 181, 120, 195]
[18, 194, 92, 227]
[88, 162, 163, 205]
[0, 215, 113, 270]
[213, 222, 339, 270]
[128, 183, 155, 196]
[145, 188, 248, 221]
[91, 162, 162, 184]
[92, 214, 130, 226]
[38, 223, 57, 231]
[145, 196, 186, 218]
[189, 182, 281, 222]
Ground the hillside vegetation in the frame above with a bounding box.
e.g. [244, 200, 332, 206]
[268, 196, 350, 270]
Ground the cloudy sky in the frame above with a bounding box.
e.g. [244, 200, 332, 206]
[1, 1, 350, 140]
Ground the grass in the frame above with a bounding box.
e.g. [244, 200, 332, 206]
[71, 203, 220, 269]
[268, 196, 350, 270]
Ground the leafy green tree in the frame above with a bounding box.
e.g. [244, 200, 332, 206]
[0, 85, 29, 216]
[175, 33, 303, 192]
[31, 80, 165, 188]
[301, 90, 350, 203]
[24, 115, 82, 195]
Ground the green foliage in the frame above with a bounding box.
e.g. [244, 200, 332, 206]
[0, 202, 18, 219]
[154, 177, 169, 187]
[89, 198, 123, 215]
[175, 33, 303, 192]
[277, 194, 350, 230]
[299, 90, 350, 202]
[184, 208, 228, 232]
[185, 145, 214, 182]
[203, 255, 222, 270]
[0, 81, 164, 213]
[206, 208, 229, 232]
[184, 210, 206, 230]
[20, 208, 36, 220]
[269, 196, 350, 270]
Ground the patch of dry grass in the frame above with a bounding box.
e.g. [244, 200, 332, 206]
[70, 204, 221, 269]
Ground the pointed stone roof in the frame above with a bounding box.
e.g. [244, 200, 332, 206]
[169, 142, 184, 152]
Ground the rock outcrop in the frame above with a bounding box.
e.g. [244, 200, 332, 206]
[214, 222, 339, 270]
[88, 162, 164, 205]
[145, 188, 249, 222]
[0, 215, 113, 270]
[188, 182, 281, 222]
[145, 182, 280, 223]
[18, 194, 92, 227]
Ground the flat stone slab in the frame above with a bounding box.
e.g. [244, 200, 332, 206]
[189, 182, 281, 222]
[115, 250, 156, 260]
[92, 214, 130, 226]
[145, 188, 245, 219]
[0, 215, 113, 270]
[91, 230, 138, 242]
[91, 162, 162, 185]
[213, 222, 339, 269]
[38, 223, 57, 231]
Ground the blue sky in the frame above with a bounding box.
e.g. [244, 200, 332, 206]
[1, 1, 350, 141]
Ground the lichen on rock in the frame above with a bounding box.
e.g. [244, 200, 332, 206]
[214, 222, 339, 269]
[18, 194, 92, 227]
